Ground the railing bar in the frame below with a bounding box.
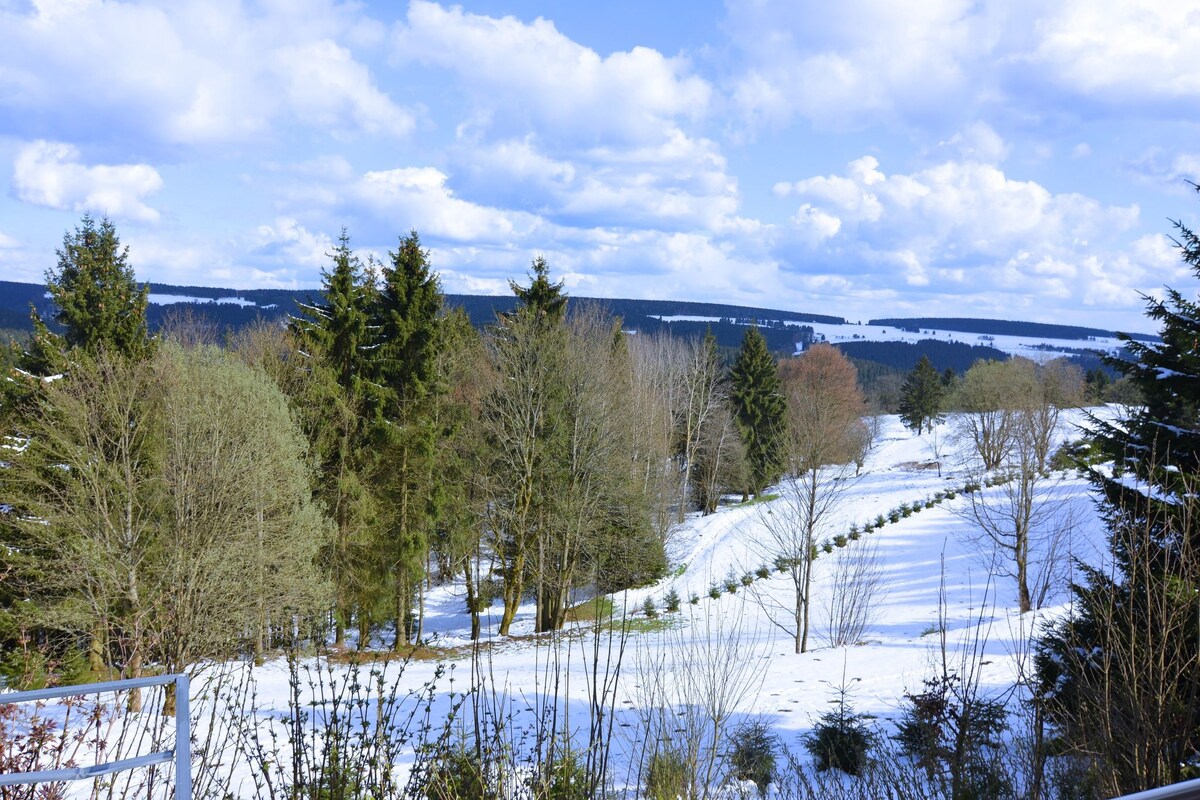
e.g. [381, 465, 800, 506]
[0, 750, 173, 785]
[0, 674, 180, 705]
[1114, 779, 1200, 800]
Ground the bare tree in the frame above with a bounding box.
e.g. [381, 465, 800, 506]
[755, 344, 867, 653]
[821, 536, 887, 647]
[959, 358, 1084, 613]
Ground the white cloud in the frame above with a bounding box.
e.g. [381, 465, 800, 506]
[393, 1, 710, 145]
[13, 140, 163, 221]
[352, 165, 543, 243]
[0, 0, 411, 146]
[774, 155, 1149, 317]
[251, 218, 334, 269]
[1029, 0, 1200, 104]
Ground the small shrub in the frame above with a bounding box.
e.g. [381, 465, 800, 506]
[426, 745, 490, 800]
[899, 502, 912, 517]
[645, 749, 690, 800]
[945, 490, 957, 500]
[741, 573, 754, 587]
[538, 748, 588, 800]
[730, 721, 777, 796]
[642, 597, 658, 619]
[862, 522, 875, 533]
[724, 577, 739, 594]
[821, 540, 834, 554]
[756, 565, 771, 580]
[709, 584, 723, 599]
[888, 509, 901, 524]
[924, 498, 936, 510]
[933, 491, 945, 502]
[664, 589, 681, 613]
[833, 535, 848, 548]
[848, 524, 860, 540]
[809, 544, 820, 561]
[804, 692, 875, 776]
[875, 514, 887, 528]
[689, 592, 700, 605]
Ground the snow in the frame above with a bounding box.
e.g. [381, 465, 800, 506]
[8, 409, 1116, 797]
[647, 315, 1125, 363]
[147, 293, 258, 307]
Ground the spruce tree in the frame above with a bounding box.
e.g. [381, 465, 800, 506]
[730, 325, 786, 497]
[898, 355, 944, 434]
[1036, 192, 1200, 796]
[288, 230, 379, 647]
[510, 255, 567, 323]
[39, 214, 152, 362]
[374, 230, 445, 647]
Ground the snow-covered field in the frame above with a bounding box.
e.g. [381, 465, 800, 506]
[14, 410, 1113, 797]
[652, 314, 1125, 362]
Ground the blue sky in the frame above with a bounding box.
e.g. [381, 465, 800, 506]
[1, 0, 1198, 332]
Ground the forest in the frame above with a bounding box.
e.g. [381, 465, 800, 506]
[0, 205, 1198, 800]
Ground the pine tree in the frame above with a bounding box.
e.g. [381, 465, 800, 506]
[1036, 191, 1200, 796]
[510, 255, 567, 324]
[898, 355, 944, 434]
[288, 230, 379, 647]
[373, 231, 445, 647]
[730, 325, 786, 497]
[39, 214, 152, 362]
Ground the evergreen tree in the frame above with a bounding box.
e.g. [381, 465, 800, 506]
[288, 231, 380, 647]
[730, 325, 786, 497]
[899, 355, 944, 434]
[38, 214, 152, 362]
[373, 231, 445, 647]
[510, 255, 567, 324]
[1036, 192, 1200, 796]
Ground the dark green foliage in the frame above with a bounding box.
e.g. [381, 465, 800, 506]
[804, 690, 875, 776]
[664, 589, 681, 613]
[731, 325, 786, 496]
[1036, 188, 1200, 796]
[899, 355, 945, 434]
[756, 565, 771, 579]
[641, 597, 657, 619]
[39, 214, 153, 362]
[729, 721, 777, 796]
[510, 255, 567, 324]
[709, 584, 723, 599]
[895, 673, 1009, 800]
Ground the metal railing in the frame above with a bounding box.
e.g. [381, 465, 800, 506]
[1116, 779, 1200, 800]
[0, 673, 190, 799]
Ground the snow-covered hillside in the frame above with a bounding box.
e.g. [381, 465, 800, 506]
[23, 410, 1113, 798]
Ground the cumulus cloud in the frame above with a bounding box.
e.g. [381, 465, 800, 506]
[393, 1, 710, 146]
[1028, 0, 1200, 105]
[773, 155, 1151, 319]
[0, 0, 411, 146]
[13, 140, 163, 221]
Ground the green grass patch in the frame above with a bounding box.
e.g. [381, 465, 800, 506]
[612, 616, 675, 633]
[736, 493, 780, 507]
[565, 596, 615, 623]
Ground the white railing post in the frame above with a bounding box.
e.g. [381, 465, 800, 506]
[175, 672, 191, 800]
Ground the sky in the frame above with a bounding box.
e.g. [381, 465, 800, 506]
[1, 0, 1198, 332]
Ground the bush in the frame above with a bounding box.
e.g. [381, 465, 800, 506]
[848, 524, 861, 540]
[894, 672, 1009, 800]
[924, 498, 936, 510]
[756, 565, 771, 580]
[724, 578, 739, 594]
[0, 643, 49, 691]
[900, 502, 912, 517]
[689, 593, 700, 605]
[730, 721, 777, 796]
[664, 589, 681, 613]
[537, 748, 588, 800]
[888, 509, 901, 524]
[644, 749, 690, 800]
[426, 745, 490, 800]
[804, 693, 875, 776]
[741, 573, 754, 587]
[821, 540, 834, 554]
[709, 584, 723, 599]
[833, 535, 848, 548]
[875, 514, 887, 528]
